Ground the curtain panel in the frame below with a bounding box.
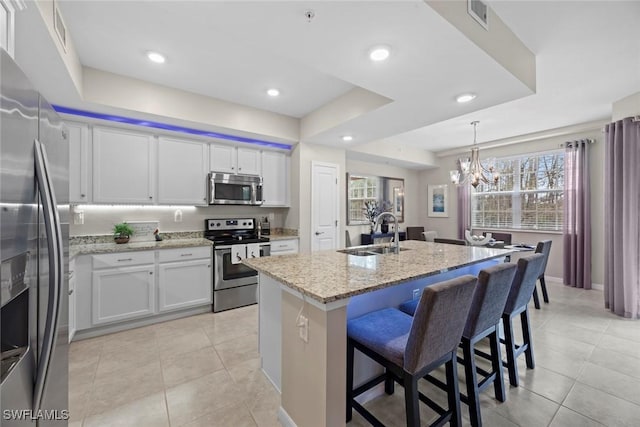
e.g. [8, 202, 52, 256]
[457, 184, 471, 240]
[604, 117, 640, 319]
[563, 140, 592, 289]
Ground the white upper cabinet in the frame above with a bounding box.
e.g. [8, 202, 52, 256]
[67, 122, 91, 203]
[237, 147, 261, 175]
[92, 127, 156, 204]
[261, 151, 289, 207]
[210, 143, 261, 176]
[1, 0, 15, 58]
[157, 136, 209, 205]
[210, 144, 236, 173]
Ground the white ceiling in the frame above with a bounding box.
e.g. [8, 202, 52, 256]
[55, 0, 640, 153]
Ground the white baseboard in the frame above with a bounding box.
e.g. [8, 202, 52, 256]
[355, 382, 385, 405]
[546, 275, 603, 290]
[260, 366, 281, 394]
[277, 407, 297, 427]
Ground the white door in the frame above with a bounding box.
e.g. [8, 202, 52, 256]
[311, 162, 339, 251]
[210, 144, 236, 173]
[67, 122, 91, 203]
[261, 151, 288, 206]
[158, 259, 212, 312]
[237, 147, 261, 175]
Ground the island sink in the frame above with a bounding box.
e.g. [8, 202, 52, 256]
[337, 245, 410, 256]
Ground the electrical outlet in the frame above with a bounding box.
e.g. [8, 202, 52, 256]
[299, 315, 309, 343]
[412, 289, 420, 300]
[268, 212, 275, 222]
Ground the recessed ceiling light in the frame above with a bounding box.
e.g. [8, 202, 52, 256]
[456, 93, 477, 103]
[342, 135, 353, 142]
[267, 88, 280, 97]
[147, 51, 166, 64]
[369, 46, 390, 62]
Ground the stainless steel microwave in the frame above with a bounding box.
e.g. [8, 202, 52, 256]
[208, 173, 263, 205]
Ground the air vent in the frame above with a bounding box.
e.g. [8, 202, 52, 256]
[468, 0, 488, 30]
[53, 3, 67, 51]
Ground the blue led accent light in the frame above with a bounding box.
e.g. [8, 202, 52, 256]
[52, 105, 293, 150]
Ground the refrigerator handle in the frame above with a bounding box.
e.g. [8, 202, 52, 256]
[33, 139, 64, 413]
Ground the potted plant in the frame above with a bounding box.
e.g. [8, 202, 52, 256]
[363, 200, 380, 234]
[113, 222, 134, 244]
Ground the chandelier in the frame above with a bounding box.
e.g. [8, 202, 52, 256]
[449, 121, 499, 189]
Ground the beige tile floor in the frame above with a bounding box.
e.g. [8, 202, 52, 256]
[69, 281, 640, 426]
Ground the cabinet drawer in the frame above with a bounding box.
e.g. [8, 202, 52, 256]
[158, 246, 211, 263]
[270, 239, 299, 255]
[92, 251, 155, 269]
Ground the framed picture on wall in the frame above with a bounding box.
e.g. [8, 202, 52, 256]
[428, 184, 449, 217]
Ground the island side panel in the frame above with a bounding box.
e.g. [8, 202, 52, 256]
[280, 290, 347, 427]
[259, 273, 282, 391]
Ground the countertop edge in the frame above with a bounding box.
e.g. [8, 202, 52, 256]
[70, 238, 213, 258]
[247, 250, 512, 304]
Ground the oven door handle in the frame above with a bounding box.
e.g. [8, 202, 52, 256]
[214, 245, 234, 251]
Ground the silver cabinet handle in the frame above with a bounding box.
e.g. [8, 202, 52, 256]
[68, 289, 74, 295]
[236, 254, 242, 262]
[181, 253, 193, 257]
[315, 231, 324, 235]
[149, 196, 153, 199]
[33, 139, 64, 414]
[117, 258, 133, 262]
[80, 193, 85, 198]
[149, 272, 153, 275]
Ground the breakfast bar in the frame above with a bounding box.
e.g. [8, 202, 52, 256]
[244, 240, 513, 427]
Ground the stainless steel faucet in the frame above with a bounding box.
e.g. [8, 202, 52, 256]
[374, 212, 400, 253]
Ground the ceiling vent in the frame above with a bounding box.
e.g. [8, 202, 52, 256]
[53, 2, 67, 51]
[468, 0, 488, 30]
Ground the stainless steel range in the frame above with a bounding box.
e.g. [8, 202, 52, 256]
[205, 218, 270, 312]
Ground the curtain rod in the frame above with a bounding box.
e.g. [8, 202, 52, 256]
[562, 138, 596, 148]
[601, 115, 640, 132]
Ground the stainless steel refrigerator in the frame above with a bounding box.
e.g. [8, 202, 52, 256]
[1, 50, 69, 425]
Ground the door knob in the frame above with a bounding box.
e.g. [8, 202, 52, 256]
[315, 231, 324, 235]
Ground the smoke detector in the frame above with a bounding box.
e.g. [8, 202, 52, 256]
[304, 9, 315, 23]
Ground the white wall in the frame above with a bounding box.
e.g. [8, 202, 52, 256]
[419, 127, 605, 285]
[286, 143, 346, 253]
[70, 205, 288, 236]
[345, 159, 420, 246]
[612, 92, 640, 121]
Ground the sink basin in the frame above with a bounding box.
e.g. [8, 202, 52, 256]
[338, 246, 409, 257]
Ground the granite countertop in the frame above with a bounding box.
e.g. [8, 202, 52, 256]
[70, 238, 213, 258]
[244, 240, 513, 304]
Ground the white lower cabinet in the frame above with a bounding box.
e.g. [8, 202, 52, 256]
[76, 246, 212, 334]
[158, 259, 212, 312]
[270, 238, 299, 256]
[92, 265, 156, 325]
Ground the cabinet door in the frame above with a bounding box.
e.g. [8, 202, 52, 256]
[158, 259, 212, 312]
[237, 147, 261, 175]
[210, 144, 236, 173]
[1, 0, 15, 58]
[158, 137, 208, 205]
[93, 127, 156, 203]
[261, 151, 288, 206]
[67, 122, 91, 203]
[92, 265, 155, 325]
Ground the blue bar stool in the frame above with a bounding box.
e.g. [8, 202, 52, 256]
[532, 240, 552, 309]
[501, 253, 545, 387]
[346, 275, 477, 427]
[399, 264, 517, 427]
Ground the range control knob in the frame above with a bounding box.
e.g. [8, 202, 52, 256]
[216, 223, 221, 227]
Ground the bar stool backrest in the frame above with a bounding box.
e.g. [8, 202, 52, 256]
[534, 240, 552, 279]
[504, 254, 545, 314]
[463, 263, 517, 338]
[404, 275, 477, 374]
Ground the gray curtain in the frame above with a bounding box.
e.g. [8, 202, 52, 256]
[457, 184, 471, 240]
[563, 140, 591, 289]
[604, 118, 640, 319]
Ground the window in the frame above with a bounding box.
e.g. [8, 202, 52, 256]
[347, 175, 379, 224]
[471, 151, 564, 231]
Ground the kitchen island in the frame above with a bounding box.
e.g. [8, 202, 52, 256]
[244, 240, 512, 427]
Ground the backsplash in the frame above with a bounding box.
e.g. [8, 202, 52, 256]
[70, 205, 289, 236]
